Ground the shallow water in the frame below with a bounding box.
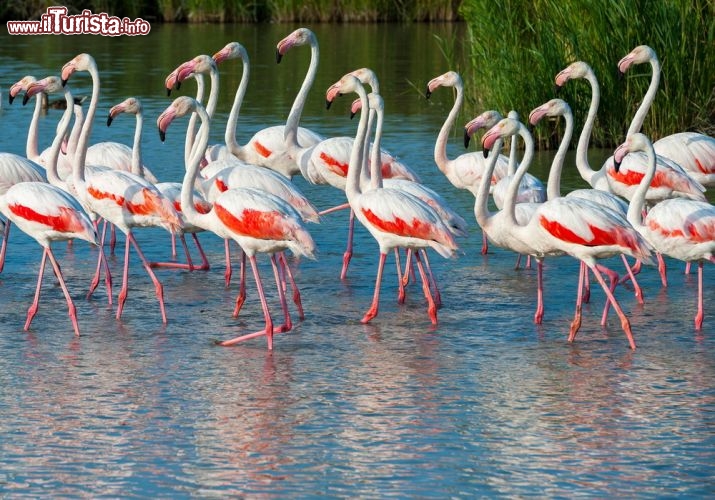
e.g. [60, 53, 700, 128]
[0, 23, 714, 497]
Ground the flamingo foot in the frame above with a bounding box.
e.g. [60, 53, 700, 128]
[232, 292, 246, 318]
[340, 250, 352, 280]
[621, 318, 636, 350]
[695, 311, 704, 331]
[116, 289, 127, 320]
[24, 304, 39, 331]
[568, 316, 582, 343]
[361, 305, 378, 324]
[216, 321, 274, 349]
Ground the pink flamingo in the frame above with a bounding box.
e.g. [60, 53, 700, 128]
[62, 53, 182, 323]
[107, 96, 211, 272]
[425, 71, 511, 254]
[329, 74, 458, 325]
[158, 96, 316, 349]
[616, 132, 715, 330]
[0, 76, 97, 336]
[480, 117, 654, 350]
[618, 45, 715, 187]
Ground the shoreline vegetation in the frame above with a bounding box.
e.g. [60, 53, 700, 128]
[2, 1, 712, 146]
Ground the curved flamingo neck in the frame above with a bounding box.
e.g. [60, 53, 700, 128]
[433, 77, 464, 175]
[66, 105, 85, 162]
[46, 88, 75, 186]
[574, 68, 605, 189]
[284, 36, 319, 149]
[73, 58, 100, 187]
[225, 49, 250, 158]
[367, 96, 385, 190]
[502, 123, 534, 225]
[474, 138, 504, 229]
[131, 109, 144, 178]
[545, 108, 574, 201]
[182, 103, 212, 226]
[626, 53, 660, 136]
[627, 142, 656, 230]
[345, 82, 370, 203]
[185, 73, 205, 165]
[26, 92, 44, 161]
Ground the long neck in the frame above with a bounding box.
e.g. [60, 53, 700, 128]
[345, 84, 369, 202]
[131, 110, 144, 177]
[66, 104, 85, 161]
[73, 60, 100, 188]
[359, 108, 374, 189]
[474, 138, 504, 228]
[284, 38, 319, 148]
[26, 92, 44, 161]
[46, 88, 75, 186]
[433, 78, 463, 174]
[368, 105, 385, 190]
[626, 54, 660, 136]
[545, 109, 574, 201]
[182, 105, 211, 226]
[185, 73, 205, 165]
[225, 52, 250, 157]
[574, 69, 600, 187]
[502, 124, 534, 225]
[626, 144, 655, 230]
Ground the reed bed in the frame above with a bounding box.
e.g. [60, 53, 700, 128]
[459, 0, 714, 148]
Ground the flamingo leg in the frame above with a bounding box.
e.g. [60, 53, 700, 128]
[340, 209, 355, 280]
[279, 252, 304, 320]
[318, 201, 350, 216]
[0, 220, 11, 273]
[481, 231, 488, 255]
[590, 264, 636, 350]
[420, 249, 441, 308]
[170, 233, 178, 259]
[514, 253, 522, 270]
[88, 222, 113, 305]
[224, 239, 232, 287]
[232, 251, 247, 318]
[695, 260, 704, 330]
[657, 252, 668, 287]
[191, 233, 210, 271]
[414, 251, 438, 324]
[525, 255, 532, 269]
[401, 248, 412, 287]
[109, 223, 117, 255]
[46, 247, 80, 336]
[534, 258, 544, 324]
[362, 252, 387, 324]
[596, 264, 619, 326]
[621, 255, 644, 304]
[218, 254, 274, 349]
[396, 248, 406, 304]
[24, 247, 48, 333]
[685, 261, 691, 275]
[271, 254, 292, 333]
[116, 232, 167, 324]
[150, 234, 199, 270]
[569, 262, 586, 341]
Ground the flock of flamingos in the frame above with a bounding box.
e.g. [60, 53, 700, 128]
[0, 27, 713, 351]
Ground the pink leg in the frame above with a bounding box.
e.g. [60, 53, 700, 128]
[401, 248, 412, 287]
[191, 233, 210, 271]
[232, 251, 247, 318]
[109, 223, 117, 255]
[596, 264, 619, 326]
[318, 201, 350, 216]
[685, 261, 691, 274]
[514, 253, 523, 270]
[481, 232, 488, 255]
[151, 233, 196, 270]
[279, 252, 304, 320]
[582, 264, 591, 303]
[117, 232, 167, 324]
[591, 264, 636, 350]
[362, 252, 387, 324]
[525, 255, 532, 269]
[420, 249, 441, 308]
[534, 258, 544, 324]
[340, 209, 355, 280]
[271, 254, 292, 333]
[414, 251, 438, 324]
[621, 255, 644, 303]
[657, 252, 668, 287]
[24, 247, 48, 333]
[0, 220, 11, 273]
[45, 247, 80, 336]
[224, 239, 232, 287]
[695, 260, 704, 330]
[217, 254, 275, 349]
[569, 262, 586, 341]
[396, 248, 406, 304]
[171, 233, 178, 259]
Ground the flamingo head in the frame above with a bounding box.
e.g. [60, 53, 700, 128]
[554, 60, 592, 90]
[276, 27, 315, 63]
[213, 41, 246, 65]
[157, 96, 198, 142]
[463, 110, 503, 149]
[9, 75, 36, 104]
[425, 70, 461, 99]
[108, 97, 141, 127]
[176, 55, 215, 83]
[24, 76, 64, 105]
[61, 53, 94, 86]
[164, 69, 180, 96]
[349, 68, 379, 91]
[528, 98, 570, 126]
[613, 132, 652, 172]
[482, 117, 519, 156]
[617, 45, 657, 75]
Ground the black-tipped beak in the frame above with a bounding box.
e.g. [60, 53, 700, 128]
[276, 50, 283, 64]
[617, 69, 625, 81]
[326, 99, 332, 110]
[350, 111, 356, 119]
[425, 89, 432, 99]
[464, 130, 471, 148]
[8, 94, 15, 105]
[107, 114, 114, 127]
[614, 159, 622, 172]
[166, 87, 172, 97]
[61, 78, 68, 87]
[159, 130, 166, 142]
[22, 94, 30, 106]
[483, 147, 489, 158]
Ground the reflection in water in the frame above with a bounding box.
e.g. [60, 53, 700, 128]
[0, 23, 713, 497]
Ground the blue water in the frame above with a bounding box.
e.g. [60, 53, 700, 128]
[0, 23, 714, 497]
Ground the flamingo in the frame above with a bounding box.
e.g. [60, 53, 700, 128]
[0, 76, 97, 336]
[62, 52, 182, 323]
[158, 96, 317, 349]
[615, 133, 715, 330]
[106, 96, 211, 272]
[554, 60, 705, 203]
[329, 74, 458, 325]
[425, 71, 511, 254]
[618, 45, 715, 187]
[528, 98, 645, 308]
[480, 117, 654, 349]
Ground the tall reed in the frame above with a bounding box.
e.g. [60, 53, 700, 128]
[459, 0, 714, 148]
